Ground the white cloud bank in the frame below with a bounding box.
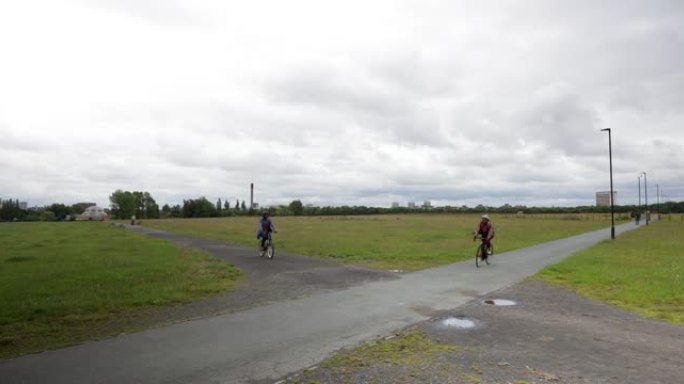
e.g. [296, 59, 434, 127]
[1, 0, 683, 208]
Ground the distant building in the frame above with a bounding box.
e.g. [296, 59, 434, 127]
[408, 202, 416, 209]
[391, 202, 400, 208]
[19, 202, 28, 210]
[422, 201, 432, 209]
[78, 205, 109, 221]
[596, 191, 617, 206]
[70, 202, 95, 214]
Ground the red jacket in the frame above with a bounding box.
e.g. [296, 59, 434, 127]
[477, 220, 495, 240]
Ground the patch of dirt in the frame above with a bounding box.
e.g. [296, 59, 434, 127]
[277, 279, 684, 384]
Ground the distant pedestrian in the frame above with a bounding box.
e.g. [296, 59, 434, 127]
[635, 211, 641, 225]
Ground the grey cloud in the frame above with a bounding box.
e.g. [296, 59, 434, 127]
[84, 0, 200, 26]
[513, 89, 603, 156]
[365, 50, 464, 99]
[0, 124, 53, 153]
[265, 62, 454, 147]
[267, 64, 411, 116]
[6, 1, 684, 207]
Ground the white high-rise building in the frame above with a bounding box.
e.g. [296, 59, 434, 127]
[596, 191, 617, 206]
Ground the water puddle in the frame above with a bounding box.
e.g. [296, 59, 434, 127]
[436, 316, 478, 330]
[483, 299, 517, 306]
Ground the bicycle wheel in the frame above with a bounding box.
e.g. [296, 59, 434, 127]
[475, 243, 485, 268]
[265, 239, 275, 259]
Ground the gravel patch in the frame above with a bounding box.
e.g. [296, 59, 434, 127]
[274, 279, 684, 384]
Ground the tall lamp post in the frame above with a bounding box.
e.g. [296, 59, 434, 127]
[601, 128, 615, 239]
[638, 175, 641, 209]
[642, 172, 648, 225]
[657, 184, 660, 218]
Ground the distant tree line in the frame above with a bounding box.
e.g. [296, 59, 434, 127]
[168, 199, 684, 217]
[0, 198, 93, 222]
[235, 200, 684, 217]
[110, 191, 262, 219]
[158, 197, 253, 218]
[4, 193, 684, 222]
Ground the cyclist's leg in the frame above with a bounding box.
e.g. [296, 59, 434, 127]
[480, 241, 488, 260]
[475, 241, 484, 267]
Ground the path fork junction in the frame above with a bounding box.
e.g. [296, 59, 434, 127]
[0, 222, 643, 384]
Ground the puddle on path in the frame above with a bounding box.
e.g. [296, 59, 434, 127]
[434, 316, 478, 330]
[483, 299, 517, 306]
[442, 317, 476, 329]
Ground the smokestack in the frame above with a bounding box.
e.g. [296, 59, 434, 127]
[250, 183, 254, 209]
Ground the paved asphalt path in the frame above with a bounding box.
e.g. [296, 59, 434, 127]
[1, 221, 643, 384]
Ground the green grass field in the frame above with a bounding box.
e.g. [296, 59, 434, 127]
[0, 222, 242, 358]
[538, 220, 684, 324]
[144, 214, 619, 270]
[11, 213, 676, 359]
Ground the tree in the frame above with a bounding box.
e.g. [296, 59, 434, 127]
[224, 200, 230, 210]
[235, 199, 240, 212]
[289, 200, 304, 216]
[170, 204, 182, 218]
[40, 210, 56, 221]
[216, 198, 222, 214]
[142, 192, 160, 219]
[241, 200, 247, 211]
[109, 190, 159, 219]
[109, 190, 137, 219]
[0, 199, 25, 221]
[48, 203, 71, 220]
[161, 204, 172, 218]
[182, 197, 218, 218]
[70, 202, 91, 215]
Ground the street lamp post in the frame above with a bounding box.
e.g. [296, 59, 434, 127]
[642, 172, 648, 225]
[601, 128, 615, 239]
[638, 175, 641, 208]
[657, 184, 660, 218]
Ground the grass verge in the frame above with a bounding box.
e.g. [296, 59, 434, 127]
[539, 220, 683, 324]
[289, 327, 464, 384]
[0, 222, 242, 358]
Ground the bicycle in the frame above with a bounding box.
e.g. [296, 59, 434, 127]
[259, 232, 275, 259]
[473, 234, 493, 268]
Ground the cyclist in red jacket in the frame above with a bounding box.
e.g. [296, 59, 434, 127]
[474, 214, 495, 255]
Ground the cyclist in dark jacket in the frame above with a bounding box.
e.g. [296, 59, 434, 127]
[256, 211, 276, 251]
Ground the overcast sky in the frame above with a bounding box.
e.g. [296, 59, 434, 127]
[1, 0, 683, 209]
